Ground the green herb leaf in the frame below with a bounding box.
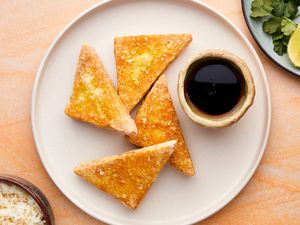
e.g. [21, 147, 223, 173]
[250, 0, 273, 18]
[272, 34, 290, 55]
[272, 0, 298, 18]
[282, 35, 290, 46]
[281, 17, 297, 35]
[272, 0, 286, 17]
[263, 17, 282, 34]
[284, 1, 298, 18]
[272, 33, 284, 41]
[273, 40, 287, 55]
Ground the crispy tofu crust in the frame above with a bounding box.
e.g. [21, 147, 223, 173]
[74, 140, 176, 209]
[128, 75, 195, 176]
[64, 44, 137, 135]
[114, 34, 192, 112]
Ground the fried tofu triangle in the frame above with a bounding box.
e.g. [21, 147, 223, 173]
[114, 34, 192, 112]
[128, 75, 195, 176]
[74, 140, 176, 209]
[65, 44, 137, 135]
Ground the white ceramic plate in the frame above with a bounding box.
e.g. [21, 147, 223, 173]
[31, 0, 271, 224]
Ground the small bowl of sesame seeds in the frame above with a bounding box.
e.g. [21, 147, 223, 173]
[0, 174, 54, 225]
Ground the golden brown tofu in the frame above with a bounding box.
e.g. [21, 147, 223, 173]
[114, 34, 192, 112]
[74, 140, 176, 209]
[65, 44, 137, 135]
[128, 75, 195, 176]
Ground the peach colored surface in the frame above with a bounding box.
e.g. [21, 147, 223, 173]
[0, 0, 299, 224]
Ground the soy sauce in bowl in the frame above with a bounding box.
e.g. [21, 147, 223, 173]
[186, 59, 244, 116]
[178, 50, 255, 128]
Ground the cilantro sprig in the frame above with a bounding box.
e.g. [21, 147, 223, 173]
[250, 0, 300, 55]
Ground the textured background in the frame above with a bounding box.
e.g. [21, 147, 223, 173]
[0, 0, 299, 224]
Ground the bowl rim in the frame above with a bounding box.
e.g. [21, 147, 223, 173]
[178, 49, 256, 128]
[0, 174, 55, 225]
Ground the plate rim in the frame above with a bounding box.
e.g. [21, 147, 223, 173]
[241, 0, 300, 77]
[31, 0, 272, 224]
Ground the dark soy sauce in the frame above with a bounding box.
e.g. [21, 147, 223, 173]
[186, 59, 244, 115]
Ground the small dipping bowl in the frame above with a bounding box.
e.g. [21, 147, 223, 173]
[178, 50, 255, 128]
[0, 174, 55, 225]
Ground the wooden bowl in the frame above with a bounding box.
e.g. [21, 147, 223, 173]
[0, 174, 55, 225]
[178, 50, 255, 128]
